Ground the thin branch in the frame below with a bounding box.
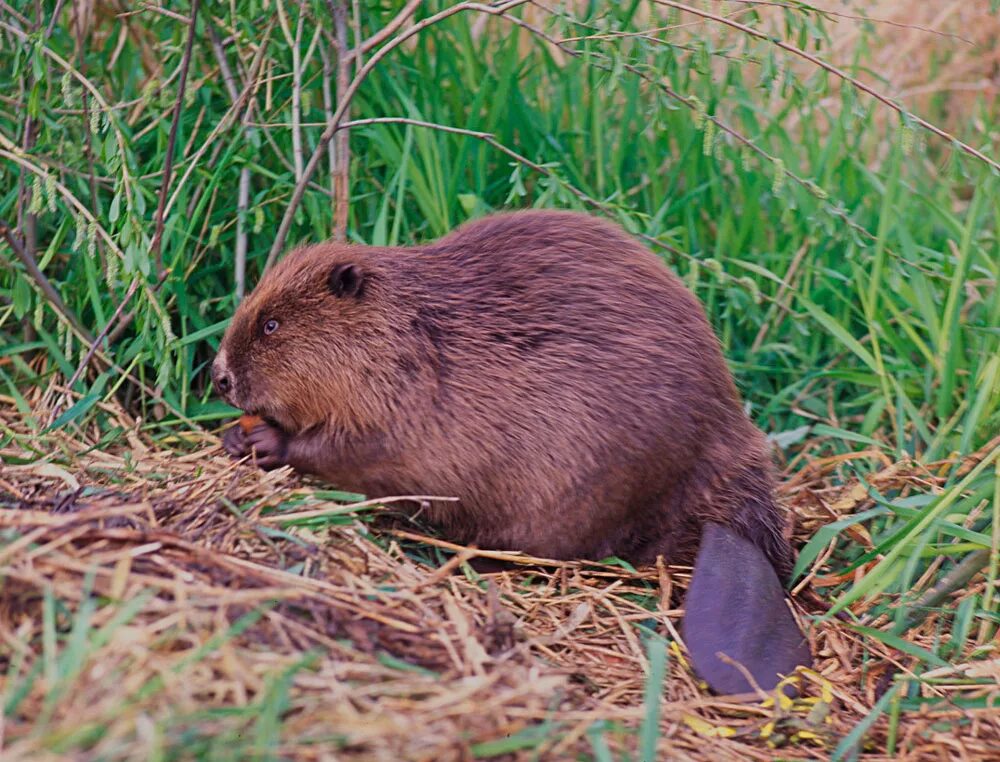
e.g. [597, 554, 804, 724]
[0, 1, 30, 25]
[276, 0, 305, 181]
[319, 40, 337, 203]
[99, 21, 273, 348]
[342, 0, 422, 64]
[42, 0, 67, 39]
[515, 9, 945, 280]
[336, 117, 687, 259]
[333, 0, 350, 240]
[63, 278, 142, 392]
[163, 23, 273, 220]
[351, 0, 362, 73]
[235, 167, 251, 301]
[150, 0, 201, 278]
[71, 0, 100, 217]
[207, 19, 254, 301]
[893, 550, 991, 635]
[722, 0, 976, 45]
[265, 0, 530, 270]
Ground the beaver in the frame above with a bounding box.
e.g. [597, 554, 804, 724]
[212, 209, 810, 696]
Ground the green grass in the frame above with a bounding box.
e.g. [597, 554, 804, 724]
[1, 0, 999, 757]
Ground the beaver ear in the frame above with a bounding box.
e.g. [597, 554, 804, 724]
[328, 263, 365, 298]
[682, 523, 811, 698]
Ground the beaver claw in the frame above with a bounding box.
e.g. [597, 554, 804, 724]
[222, 421, 290, 471]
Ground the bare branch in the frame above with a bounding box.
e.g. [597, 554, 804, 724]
[207, 19, 255, 301]
[319, 40, 337, 203]
[150, 0, 201, 278]
[344, 0, 423, 64]
[276, 0, 305, 181]
[235, 167, 251, 301]
[43, 0, 67, 39]
[333, 0, 350, 240]
[0, 18, 136, 206]
[63, 278, 142, 392]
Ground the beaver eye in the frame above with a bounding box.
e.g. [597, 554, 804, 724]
[262, 319, 279, 336]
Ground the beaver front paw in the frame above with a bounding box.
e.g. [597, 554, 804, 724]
[222, 422, 251, 458]
[245, 421, 290, 470]
[222, 420, 290, 470]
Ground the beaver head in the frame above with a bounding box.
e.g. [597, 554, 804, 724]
[212, 243, 403, 435]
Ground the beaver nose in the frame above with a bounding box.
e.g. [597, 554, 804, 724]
[212, 363, 233, 399]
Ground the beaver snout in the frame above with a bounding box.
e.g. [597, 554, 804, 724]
[211, 356, 235, 404]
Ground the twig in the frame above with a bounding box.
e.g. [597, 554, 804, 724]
[722, 0, 976, 45]
[0, 219, 94, 344]
[15, 4, 42, 264]
[42, 0, 67, 39]
[70, 0, 100, 218]
[333, 0, 350, 240]
[516, 9, 943, 279]
[207, 20, 254, 301]
[893, 549, 991, 635]
[100, 23, 272, 348]
[264, 0, 531, 271]
[654, 0, 1000, 174]
[319, 40, 337, 203]
[150, 0, 201, 278]
[276, 0, 305, 181]
[351, 0, 362, 74]
[133, 2, 193, 25]
[63, 278, 141, 393]
[0, 18, 136, 207]
[339, 0, 423, 65]
[335, 116, 687, 260]
[750, 239, 811, 353]
[235, 165, 251, 301]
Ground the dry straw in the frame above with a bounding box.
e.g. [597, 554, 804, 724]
[1, 391, 998, 759]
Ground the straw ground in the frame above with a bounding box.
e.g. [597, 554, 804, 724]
[2, 393, 998, 760]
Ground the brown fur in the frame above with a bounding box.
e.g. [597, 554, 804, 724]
[214, 210, 792, 576]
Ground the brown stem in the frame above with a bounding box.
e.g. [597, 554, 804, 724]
[894, 549, 991, 635]
[333, 0, 350, 241]
[64, 277, 141, 391]
[207, 19, 252, 301]
[43, 0, 67, 39]
[319, 41, 337, 201]
[344, 0, 422, 64]
[150, 0, 201, 278]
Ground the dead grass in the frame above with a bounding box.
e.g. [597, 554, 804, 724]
[1, 396, 998, 761]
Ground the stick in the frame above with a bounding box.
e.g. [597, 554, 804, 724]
[150, 0, 201, 278]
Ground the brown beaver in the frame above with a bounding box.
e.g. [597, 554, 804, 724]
[212, 209, 810, 695]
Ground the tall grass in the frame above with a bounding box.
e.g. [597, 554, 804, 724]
[1, 0, 998, 691]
